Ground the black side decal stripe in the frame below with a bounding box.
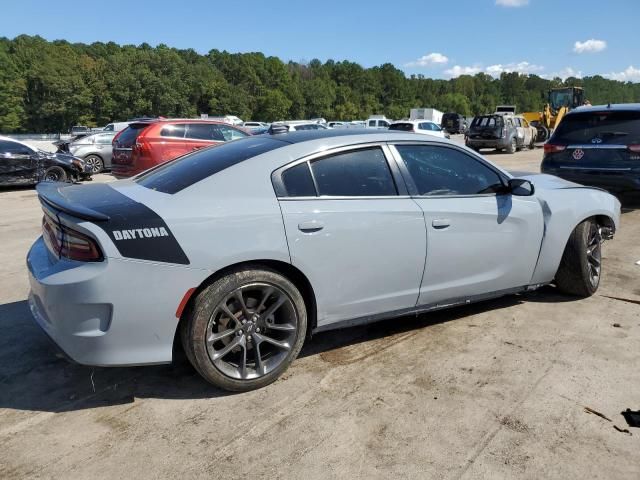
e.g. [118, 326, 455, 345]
[42, 183, 190, 265]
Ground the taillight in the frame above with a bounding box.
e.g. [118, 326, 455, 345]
[42, 214, 103, 262]
[501, 128, 506, 138]
[543, 143, 566, 154]
[628, 144, 640, 153]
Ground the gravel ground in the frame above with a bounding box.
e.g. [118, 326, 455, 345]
[0, 140, 639, 479]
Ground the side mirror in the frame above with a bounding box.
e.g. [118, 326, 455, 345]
[508, 178, 535, 196]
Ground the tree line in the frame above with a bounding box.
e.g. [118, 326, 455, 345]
[1, 35, 640, 133]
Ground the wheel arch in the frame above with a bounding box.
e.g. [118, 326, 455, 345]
[173, 259, 317, 359]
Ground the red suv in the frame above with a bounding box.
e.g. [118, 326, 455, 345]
[111, 119, 250, 178]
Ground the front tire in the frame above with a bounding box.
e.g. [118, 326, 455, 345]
[43, 166, 67, 182]
[555, 219, 602, 297]
[181, 267, 307, 391]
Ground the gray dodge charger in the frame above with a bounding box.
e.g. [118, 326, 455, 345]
[27, 130, 621, 391]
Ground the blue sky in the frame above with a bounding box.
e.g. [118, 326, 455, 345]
[2, 0, 639, 81]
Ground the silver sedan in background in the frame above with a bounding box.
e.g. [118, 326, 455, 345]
[67, 132, 116, 173]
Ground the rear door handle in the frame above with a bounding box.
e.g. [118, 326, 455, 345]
[432, 218, 451, 229]
[298, 221, 324, 233]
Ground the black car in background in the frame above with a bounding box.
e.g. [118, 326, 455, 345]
[465, 114, 520, 153]
[441, 112, 467, 134]
[542, 104, 640, 199]
[0, 136, 91, 186]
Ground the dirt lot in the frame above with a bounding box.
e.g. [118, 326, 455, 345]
[1, 141, 639, 479]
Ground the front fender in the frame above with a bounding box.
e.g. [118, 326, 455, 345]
[529, 186, 621, 284]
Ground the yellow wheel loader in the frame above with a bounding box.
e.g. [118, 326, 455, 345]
[522, 87, 584, 142]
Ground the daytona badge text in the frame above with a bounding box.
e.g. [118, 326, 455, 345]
[112, 227, 169, 240]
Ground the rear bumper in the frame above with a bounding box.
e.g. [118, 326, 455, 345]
[111, 165, 138, 179]
[466, 138, 510, 149]
[541, 167, 640, 194]
[26, 236, 207, 367]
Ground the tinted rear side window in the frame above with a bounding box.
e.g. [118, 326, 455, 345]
[136, 137, 285, 194]
[281, 162, 316, 197]
[310, 148, 397, 197]
[553, 110, 640, 144]
[161, 124, 187, 138]
[116, 124, 151, 147]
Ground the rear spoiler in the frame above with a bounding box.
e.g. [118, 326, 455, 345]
[36, 182, 110, 221]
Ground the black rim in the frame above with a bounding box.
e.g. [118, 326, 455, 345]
[586, 223, 602, 288]
[205, 283, 298, 380]
[44, 169, 62, 182]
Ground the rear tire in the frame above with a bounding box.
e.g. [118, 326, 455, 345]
[555, 219, 602, 297]
[506, 137, 517, 154]
[181, 267, 307, 391]
[84, 155, 103, 173]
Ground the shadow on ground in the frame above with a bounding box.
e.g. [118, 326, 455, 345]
[0, 291, 547, 413]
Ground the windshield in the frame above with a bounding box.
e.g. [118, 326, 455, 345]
[549, 89, 581, 111]
[552, 110, 640, 144]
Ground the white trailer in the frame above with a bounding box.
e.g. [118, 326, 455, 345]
[410, 108, 444, 125]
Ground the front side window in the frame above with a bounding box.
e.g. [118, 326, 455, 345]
[395, 145, 504, 196]
[215, 125, 249, 141]
[310, 148, 397, 197]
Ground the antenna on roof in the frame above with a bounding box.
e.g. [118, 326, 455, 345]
[607, 102, 611, 108]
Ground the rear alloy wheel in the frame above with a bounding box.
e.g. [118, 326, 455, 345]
[43, 166, 67, 182]
[506, 137, 517, 154]
[555, 219, 602, 297]
[84, 155, 103, 173]
[182, 268, 307, 391]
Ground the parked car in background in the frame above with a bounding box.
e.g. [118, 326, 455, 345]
[69, 125, 91, 135]
[514, 115, 537, 150]
[103, 122, 131, 132]
[542, 104, 640, 199]
[209, 115, 243, 125]
[328, 121, 348, 128]
[465, 114, 521, 153]
[389, 120, 449, 138]
[269, 122, 329, 133]
[441, 113, 467, 134]
[111, 119, 250, 178]
[242, 122, 271, 135]
[28, 129, 619, 392]
[66, 132, 116, 173]
[0, 136, 90, 186]
[366, 116, 391, 129]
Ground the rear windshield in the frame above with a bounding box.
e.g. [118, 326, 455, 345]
[552, 110, 640, 144]
[389, 123, 414, 131]
[135, 137, 285, 194]
[471, 116, 503, 128]
[115, 123, 151, 147]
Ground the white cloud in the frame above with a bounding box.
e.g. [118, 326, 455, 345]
[573, 39, 607, 54]
[485, 61, 544, 75]
[543, 67, 583, 80]
[404, 52, 449, 68]
[605, 66, 640, 82]
[496, 0, 529, 6]
[443, 65, 482, 77]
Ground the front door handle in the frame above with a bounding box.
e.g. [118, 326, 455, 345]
[298, 221, 324, 233]
[432, 218, 451, 229]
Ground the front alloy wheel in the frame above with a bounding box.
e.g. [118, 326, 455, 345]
[182, 268, 307, 391]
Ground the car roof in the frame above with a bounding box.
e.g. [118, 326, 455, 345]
[263, 129, 452, 146]
[567, 103, 640, 115]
